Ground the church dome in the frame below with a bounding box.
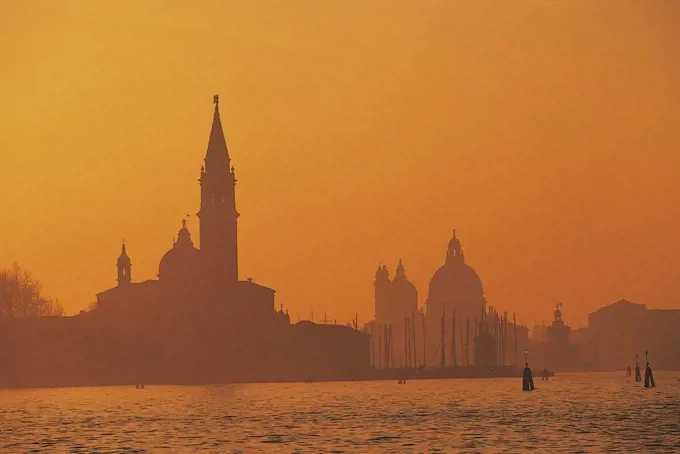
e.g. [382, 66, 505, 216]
[392, 259, 418, 302]
[158, 220, 201, 284]
[428, 262, 483, 301]
[426, 231, 485, 317]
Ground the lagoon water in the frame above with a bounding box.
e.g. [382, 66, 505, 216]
[1, 372, 679, 453]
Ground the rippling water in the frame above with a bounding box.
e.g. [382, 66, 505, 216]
[1, 372, 679, 453]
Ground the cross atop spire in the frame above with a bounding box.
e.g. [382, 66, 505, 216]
[119, 240, 130, 260]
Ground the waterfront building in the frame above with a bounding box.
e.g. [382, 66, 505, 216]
[588, 299, 680, 371]
[0, 97, 369, 388]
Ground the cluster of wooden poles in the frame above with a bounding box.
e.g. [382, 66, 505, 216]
[368, 306, 522, 370]
[367, 314, 422, 370]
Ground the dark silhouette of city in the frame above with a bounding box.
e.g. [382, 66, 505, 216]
[1, 96, 679, 389]
[4, 3, 680, 453]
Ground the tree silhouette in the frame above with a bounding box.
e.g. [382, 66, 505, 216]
[0, 262, 64, 318]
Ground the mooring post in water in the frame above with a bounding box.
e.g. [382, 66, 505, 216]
[644, 350, 655, 388]
[522, 350, 535, 391]
[635, 354, 641, 382]
[135, 369, 144, 389]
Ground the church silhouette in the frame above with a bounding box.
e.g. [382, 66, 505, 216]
[0, 97, 369, 388]
[368, 231, 495, 369]
[97, 95, 286, 327]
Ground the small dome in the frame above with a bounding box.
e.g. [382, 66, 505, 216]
[392, 259, 418, 302]
[392, 277, 418, 304]
[158, 220, 200, 284]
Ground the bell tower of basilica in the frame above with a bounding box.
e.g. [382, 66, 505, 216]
[197, 95, 239, 285]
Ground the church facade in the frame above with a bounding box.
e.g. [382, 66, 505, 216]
[368, 260, 421, 368]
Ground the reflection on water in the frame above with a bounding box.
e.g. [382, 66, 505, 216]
[1, 373, 679, 452]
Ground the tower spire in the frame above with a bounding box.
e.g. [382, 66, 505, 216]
[204, 93, 230, 172]
[117, 241, 132, 286]
[198, 95, 239, 284]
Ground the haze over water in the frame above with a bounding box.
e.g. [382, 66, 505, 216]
[2, 373, 678, 453]
[3, 1, 680, 326]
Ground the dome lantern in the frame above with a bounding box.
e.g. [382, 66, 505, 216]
[446, 229, 464, 265]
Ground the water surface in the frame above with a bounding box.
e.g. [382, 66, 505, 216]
[1, 372, 679, 452]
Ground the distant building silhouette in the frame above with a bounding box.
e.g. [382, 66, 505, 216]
[425, 231, 486, 366]
[587, 299, 680, 371]
[117, 243, 131, 286]
[525, 304, 579, 372]
[366, 231, 530, 370]
[374, 260, 418, 324]
[426, 231, 485, 320]
[545, 303, 576, 371]
[369, 260, 419, 368]
[97, 97, 279, 323]
[0, 96, 370, 388]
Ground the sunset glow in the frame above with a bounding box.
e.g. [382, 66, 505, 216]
[2, 0, 679, 327]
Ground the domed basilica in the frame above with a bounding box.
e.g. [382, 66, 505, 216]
[425, 230, 485, 323]
[369, 230, 486, 368]
[97, 94, 285, 326]
[84, 96, 369, 385]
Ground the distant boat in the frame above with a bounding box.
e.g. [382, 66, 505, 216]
[535, 368, 555, 378]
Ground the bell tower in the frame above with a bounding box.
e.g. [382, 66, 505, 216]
[374, 264, 391, 322]
[197, 95, 239, 285]
[117, 242, 131, 286]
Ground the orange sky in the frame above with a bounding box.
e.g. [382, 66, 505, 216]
[1, 1, 679, 328]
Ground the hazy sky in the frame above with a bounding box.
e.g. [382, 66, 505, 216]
[1, 0, 679, 327]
